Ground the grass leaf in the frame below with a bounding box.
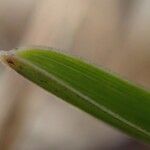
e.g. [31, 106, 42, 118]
[1, 47, 150, 143]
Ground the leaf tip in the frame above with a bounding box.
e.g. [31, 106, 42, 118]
[0, 50, 16, 68]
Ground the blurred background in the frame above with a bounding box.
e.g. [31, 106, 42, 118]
[0, 0, 150, 149]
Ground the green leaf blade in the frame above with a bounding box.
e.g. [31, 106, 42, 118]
[1, 47, 150, 143]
